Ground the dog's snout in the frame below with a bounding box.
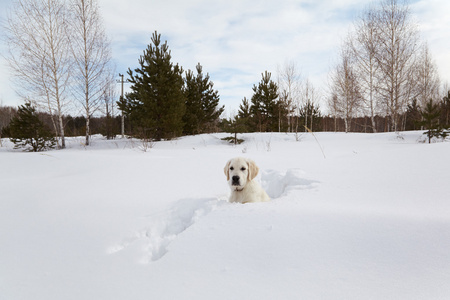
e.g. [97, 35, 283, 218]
[232, 175, 240, 184]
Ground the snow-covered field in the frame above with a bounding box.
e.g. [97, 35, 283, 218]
[1, 131, 449, 300]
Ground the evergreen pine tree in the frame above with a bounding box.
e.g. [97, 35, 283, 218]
[405, 98, 421, 130]
[419, 99, 443, 143]
[299, 101, 322, 132]
[238, 97, 251, 120]
[183, 63, 224, 135]
[9, 102, 56, 152]
[236, 97, 252, 131]
[440, 90, 450, 127]
[220, 116, 246, 145]
[121, 31, 185, 140]
[250, 71, 279, 132]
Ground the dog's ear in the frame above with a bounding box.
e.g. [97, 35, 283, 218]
[247, 159, 259, 181]
[224, 160, 231, 181]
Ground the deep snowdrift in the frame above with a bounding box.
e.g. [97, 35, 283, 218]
[1, 132, 449, 299]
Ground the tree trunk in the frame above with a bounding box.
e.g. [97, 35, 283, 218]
[58, 109, 65, 149]
[85, 115, 90, 146]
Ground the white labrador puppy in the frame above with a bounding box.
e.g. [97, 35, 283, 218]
[224, 157, 270, 204]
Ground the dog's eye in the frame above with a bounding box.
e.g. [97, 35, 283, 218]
[241, 167, 246, 171]
[230, 167, 234, 171]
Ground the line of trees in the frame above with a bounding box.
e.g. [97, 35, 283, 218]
[221, 69, 449, 140]
[222, 68, 322, 138]
[2, 89, 449, 148]
[322, 91, 450, 134]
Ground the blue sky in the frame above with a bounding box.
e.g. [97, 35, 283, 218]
[1, 0, 449, 115]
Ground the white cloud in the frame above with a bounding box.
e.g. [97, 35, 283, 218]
[100, 0, 369, 110]
[411, 0, 450, 89]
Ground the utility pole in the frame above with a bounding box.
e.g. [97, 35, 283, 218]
[118, 73, 125, 138]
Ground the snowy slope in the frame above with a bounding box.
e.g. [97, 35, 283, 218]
[1, 132, 449, 300]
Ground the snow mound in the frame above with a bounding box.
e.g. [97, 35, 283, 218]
[108, 197, 226, 263]
[262, 169, 319, 199]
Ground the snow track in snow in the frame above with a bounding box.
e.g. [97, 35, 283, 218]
[108, 197, 226, 262]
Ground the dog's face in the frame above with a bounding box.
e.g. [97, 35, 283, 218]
[224, 157, 259, 191]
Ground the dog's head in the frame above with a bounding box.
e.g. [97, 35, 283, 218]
[224, 157, 259, 191]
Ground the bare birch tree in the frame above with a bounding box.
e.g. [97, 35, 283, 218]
[414, 42, 440, 109]
[69, 0, 112, 145]
[329, 47, 362, 133]
[277, 61, 302, 132]
[4, 0, 71, 148]
[349, 6, 380, 132]
[374, 0, 420, 132]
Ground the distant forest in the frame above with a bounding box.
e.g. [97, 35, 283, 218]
[1, 91, 449, 141]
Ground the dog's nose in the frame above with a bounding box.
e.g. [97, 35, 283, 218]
[232, 175, 240, 184]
